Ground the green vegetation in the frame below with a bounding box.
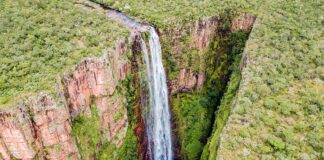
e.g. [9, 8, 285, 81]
[97, 73, 138, 160]
[72, 105, 101, 159]
[172, 93, 211, 160]
[172, 25, 250, 159]
[2, 0, 322, 159]
[201, 47, 243, 160]
[95, 0, 262, 30]
[121, 74, 137, 121]
[215, 1, 323, 159]
[199, 28, 250, 160]
[0, 0, 129, 107]
[97, 125, 138, 160]
[72, 73, 138, 160]
[102, 0, 322, 159]
[72, 105, 138, 160]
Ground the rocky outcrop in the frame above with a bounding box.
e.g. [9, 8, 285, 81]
[0, 39, 131, 159]
[169, 68, 205, 94]
[131, 35, 150, 160]
[0, 139, 10, 160]
[96, 97, 128, 147]
[27, 94, 79, 160]
[231, 13, 255, 32]
[0, 94, 79, 160]
[64, 39, 129, 117]
[0, 108, 37, 160]
[191, 16, 220, 52]
[0, 6, 256, 158]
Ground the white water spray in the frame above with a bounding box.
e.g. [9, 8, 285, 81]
[103, 6, 173, 159]
[140, 28, 173, 160]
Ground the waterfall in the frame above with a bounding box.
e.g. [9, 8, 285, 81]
[95, 4, 173, 158]
[140, 28, 173, 160]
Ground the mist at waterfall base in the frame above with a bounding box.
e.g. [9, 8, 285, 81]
[139, 28, 173, 160]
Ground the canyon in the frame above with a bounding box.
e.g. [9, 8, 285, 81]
[0, 1, 255, 159]
[1, 0, 322, 159]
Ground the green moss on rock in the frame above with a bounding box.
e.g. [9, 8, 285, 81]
[97, 125, 138, 160]
[72, 105, 101, 159]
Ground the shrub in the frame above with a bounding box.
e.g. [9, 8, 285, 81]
[264, 98, 277, 109]
[185, 139, 203, 160]
[97, 128, 137, 160]
[172, 93, 211, 160]
[268, 137, 285, 151]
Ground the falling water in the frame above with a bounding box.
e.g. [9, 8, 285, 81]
[140, 28, 173, 160]
[99, 5, 173, 159]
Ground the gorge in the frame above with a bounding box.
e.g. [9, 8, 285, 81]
[1, 0, 322, 160]
[0, 1, 254, 158]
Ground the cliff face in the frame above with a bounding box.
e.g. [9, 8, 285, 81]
[0, 39, 131, 159]
[165, 14, 255, 94]
[0, 94, 79, 160]
[63, 39, 130, 147]
[0, 109, 37, 160]
[166, 16, 220, 94]
[231, 13, 255, 32]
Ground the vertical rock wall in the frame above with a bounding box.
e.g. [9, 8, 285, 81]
[164, 14, 255, 94]
[0, 106, 38, 160]
[166, 16, 220, 94]
[27, 95, 79, 160]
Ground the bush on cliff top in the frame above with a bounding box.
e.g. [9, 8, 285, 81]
[0, 0, 129, 107]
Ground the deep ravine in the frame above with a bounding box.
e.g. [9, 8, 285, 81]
[82, 2, 255, 159]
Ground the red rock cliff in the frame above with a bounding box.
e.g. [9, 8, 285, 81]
[165, 14, 255, 94]
[0, 39, 131, 159]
